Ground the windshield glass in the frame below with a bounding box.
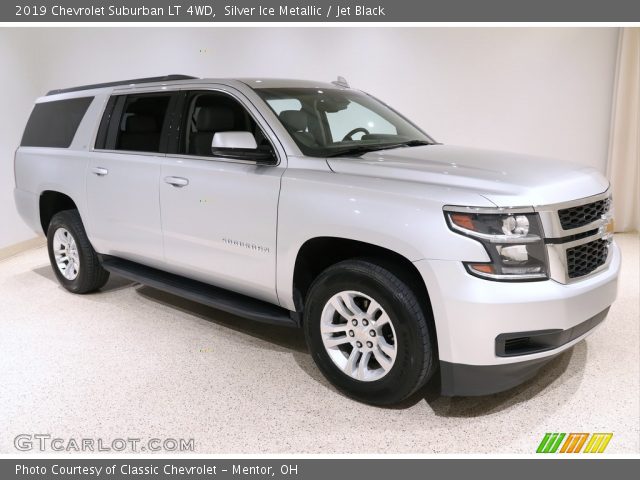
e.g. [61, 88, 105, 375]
[255, 87, 434, 157]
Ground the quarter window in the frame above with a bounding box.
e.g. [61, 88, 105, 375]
[21, 97, 93, 148]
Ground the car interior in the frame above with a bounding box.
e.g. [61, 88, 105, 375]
[182, 92, 273, 157]
[116, 95, 170, 152]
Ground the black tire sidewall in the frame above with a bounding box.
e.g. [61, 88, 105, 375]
[46, 210, 101, 294]
[304, 262, 431, 404]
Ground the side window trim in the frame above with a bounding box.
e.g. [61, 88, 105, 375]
[94, 96, 117, 150]
[103, 95, 126, 150]
[164, 91, 187, 155]
[158, 92, 180, 154]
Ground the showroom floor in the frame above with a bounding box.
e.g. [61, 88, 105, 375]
[0, 234, 638, 454]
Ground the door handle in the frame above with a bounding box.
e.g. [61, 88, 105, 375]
[164, 176, 189, 188]
[92, 167, 109, 176]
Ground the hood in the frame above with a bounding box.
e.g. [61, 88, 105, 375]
[326, 145, 609, 207]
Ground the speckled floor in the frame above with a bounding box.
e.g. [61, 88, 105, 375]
[0, 234, 638, 454]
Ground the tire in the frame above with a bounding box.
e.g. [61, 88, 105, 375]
[46, 209, 110, 294]
[304, 259, 436, 405]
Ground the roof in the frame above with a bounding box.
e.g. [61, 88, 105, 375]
[46, 75, 198, 96]
[237, 78, 346, 90]
[45, 75, 348, 97]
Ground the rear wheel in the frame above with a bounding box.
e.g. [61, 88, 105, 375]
[47, 209, 109, 294]
[304, 259, 436, 405]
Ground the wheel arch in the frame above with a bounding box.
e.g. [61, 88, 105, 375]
[291, 236, 437, 344]
[39, 190, 79, 234]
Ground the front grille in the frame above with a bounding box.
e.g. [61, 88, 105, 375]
[566, 239, 609, 278]
[558, 198, 611, 230]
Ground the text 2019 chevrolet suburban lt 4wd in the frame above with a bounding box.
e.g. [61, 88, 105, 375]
[14, 75, 620, 405]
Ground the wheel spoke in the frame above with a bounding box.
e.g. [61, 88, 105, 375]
[321, 323, 350, 334]
[356, 351, 372, 380]
[340, 292, 365, 317]
[323, 335, 351, 349]
[366, 298, 382, 317]
[378, 339, 396, 361]
[373, 346, 393, 371]
[329, 295, 355, 320]
[375, 312, 391, 329]
[344, 349, 360, 375]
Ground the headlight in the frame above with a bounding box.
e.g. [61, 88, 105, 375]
[444, 207, 548, 281]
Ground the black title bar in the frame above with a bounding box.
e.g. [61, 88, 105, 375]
[3, 0, 640, 22]
[3, 459, 640, 480]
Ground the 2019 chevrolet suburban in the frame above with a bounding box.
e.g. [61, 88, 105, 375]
[14, 75, 620, 404]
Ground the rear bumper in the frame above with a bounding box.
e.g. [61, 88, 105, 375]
[414, 241, 620, 396]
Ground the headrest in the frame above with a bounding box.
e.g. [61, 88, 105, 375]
[125, 115, 157, 133]
[279, 110, 307, 132]
[196, 106, 235, 132]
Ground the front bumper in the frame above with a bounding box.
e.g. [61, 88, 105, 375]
[414, 241, 620, 396]
[440, 308, 608, 395]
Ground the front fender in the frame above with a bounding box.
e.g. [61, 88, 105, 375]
[276, 163, 492, 310]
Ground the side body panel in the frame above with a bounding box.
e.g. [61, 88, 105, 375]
[14, 148, 90, 233]
[275, 156, 494, 310]
[158, 84, 289, 304]
[160, 158, 284, 304]
[85, 150, 165, 265]
[13, 91, 109, 236]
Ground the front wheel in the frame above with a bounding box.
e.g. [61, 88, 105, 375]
[304, 259, 436, 405]
[47, 209, 110, 294]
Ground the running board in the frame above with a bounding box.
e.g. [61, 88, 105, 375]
[100, 256, 299, 328]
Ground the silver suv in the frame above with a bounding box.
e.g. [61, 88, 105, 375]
[14, 75, 620, 404]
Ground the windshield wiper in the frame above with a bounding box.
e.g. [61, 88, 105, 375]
[325, 145, 395, 157]
[396, 140, 433, 148]
[325, 140, 433, 158]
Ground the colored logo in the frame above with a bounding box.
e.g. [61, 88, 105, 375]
[536, 433, 613, 453]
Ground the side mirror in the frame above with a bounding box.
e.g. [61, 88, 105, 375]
[211, 131, 276, 165]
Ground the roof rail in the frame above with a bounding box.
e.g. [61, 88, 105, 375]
[46, 74, 198, 96]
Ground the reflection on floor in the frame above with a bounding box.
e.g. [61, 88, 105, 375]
[0, 234, 638, 453]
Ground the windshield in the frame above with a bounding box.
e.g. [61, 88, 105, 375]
[255, 87, 434, 157]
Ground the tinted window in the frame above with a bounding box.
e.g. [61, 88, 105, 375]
[21, 97, 93, 148]
[115, 94, 171, 153]
[95, 93, 172, 153]
[180, 91, 273, 158]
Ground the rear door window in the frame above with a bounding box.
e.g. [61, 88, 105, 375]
[96, 92, 174, 153]
[21, 97, 94, 148]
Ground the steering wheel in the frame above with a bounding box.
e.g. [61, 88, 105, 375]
[342, 127, 370, 141]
